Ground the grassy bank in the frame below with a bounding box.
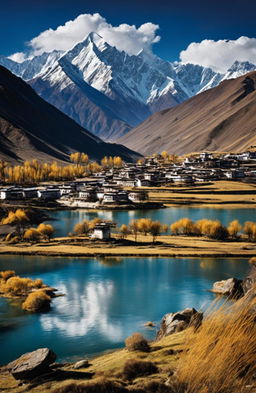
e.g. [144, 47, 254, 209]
[143, 180, 256, 207]
[1, 293, 255, 393]
[0, 330, 185, 393]
[0, 234, 255, 257]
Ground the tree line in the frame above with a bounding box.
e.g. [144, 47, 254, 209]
[0, 153, 124, 184]
[1, 209, 54, 242]
[73, 217, 256, 242]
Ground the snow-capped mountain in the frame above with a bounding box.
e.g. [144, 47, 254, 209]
[1, 33, 255, 141]
[0, 51, 63, 80]
[223, 60, 256, 80]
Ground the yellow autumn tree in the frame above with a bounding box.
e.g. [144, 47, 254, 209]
[37, 223, 54, 240]
[227, 220, 242, 239]
[74, 219, 90, 235]
[119, 224, 130, 239]
[24, 228, 41, 242]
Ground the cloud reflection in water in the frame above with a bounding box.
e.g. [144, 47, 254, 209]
[40, 279, 122, 341]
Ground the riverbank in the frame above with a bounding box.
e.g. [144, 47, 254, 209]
[0, 329, 185, 393]
[0, 235, 255, 257]
[144, 180, 256, 208]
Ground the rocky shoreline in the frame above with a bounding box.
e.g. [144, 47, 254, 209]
[1, 264, 255, 392]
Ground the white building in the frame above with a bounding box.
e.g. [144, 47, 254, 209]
[90, 223, 113, 240]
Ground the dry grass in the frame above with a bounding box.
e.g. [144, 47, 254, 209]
[0, 233, 255, 258]
[0, 273, 43, 297]
[22, 289, 51, 312]
[122, 359, 158, 380]
[145, 180, 256, 207]
[2, 294, 255, 392]
[52, 377, 126, 393]
[175, 294, 256, 393]
[125, 333, 150, 352]
[0, 332, 185, 392]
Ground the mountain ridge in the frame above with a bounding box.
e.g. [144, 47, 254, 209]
[118, 71, 256, 155]
[0, 65, 140, 163]
[1, 34, 255, 141]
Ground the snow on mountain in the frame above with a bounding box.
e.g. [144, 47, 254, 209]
[1, 33, 255, 141]
[0, 51, 63, 80]
[223, 60, 256, 80]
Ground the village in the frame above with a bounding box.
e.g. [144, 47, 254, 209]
[0, 151, 256, 209]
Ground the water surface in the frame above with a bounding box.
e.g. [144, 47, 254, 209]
[47, 207, 256, 237]
[0, 255, 249, 364]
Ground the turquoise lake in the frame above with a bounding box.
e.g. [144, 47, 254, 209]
[47, 206, 256, 237]
[0, 255, 250, 365]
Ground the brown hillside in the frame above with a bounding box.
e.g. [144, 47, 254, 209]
[0, 66, 140, 163]
[118, 72, 256, 155]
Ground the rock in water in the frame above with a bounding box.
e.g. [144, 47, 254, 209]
[211, 278, 244, 298]
[6, 348, 56, 380]
[157, 308, 203, 339]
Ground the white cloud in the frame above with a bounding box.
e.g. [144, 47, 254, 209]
[8, 52, 28, 63]
[9, 13, 160, 61]
[180, 36, 256, 73]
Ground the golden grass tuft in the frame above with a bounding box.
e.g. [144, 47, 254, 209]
[0, 270, 15, 281]
[175, 295, 256, 393]
[125, 333, 150, 352]
[22, 290, 51, 312]
[0, 271, 44, 296]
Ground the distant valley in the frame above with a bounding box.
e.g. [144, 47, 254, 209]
[118, 72, 256, 155]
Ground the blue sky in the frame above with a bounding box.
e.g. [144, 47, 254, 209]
[1, 0, 256, 65]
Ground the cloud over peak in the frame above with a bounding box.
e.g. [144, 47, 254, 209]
[10, 13, 160, 61]
[180, 36, 256, 73]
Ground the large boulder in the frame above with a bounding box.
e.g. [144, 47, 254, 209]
[211, 278, 243, 298]
[157, 308, 203, 340]
[6, 348, 56, 380]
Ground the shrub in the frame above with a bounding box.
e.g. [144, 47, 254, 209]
[37, 223, 54, 239]
[0, 275, 43, 296]
[125, 332, 150, 352]
[244, 221, 256, 241]
[119, 224, 130, 239]
[122, 359, 158, 380]
[0, 270, 15, 281]
[74, 219, 90, 235]
[227, 220, 242, 239]
[24, 228, 41, 242]
[249, 256, 256, 265]
[22, 290, 51, 312]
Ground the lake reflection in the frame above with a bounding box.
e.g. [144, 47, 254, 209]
[0, 256, 250, 364]
[41, 280, 123, 340]
[47, 207, 256, 237]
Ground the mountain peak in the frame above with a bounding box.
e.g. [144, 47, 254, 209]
[82, 32, 109, 52]
[228, 60, 256, 73]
